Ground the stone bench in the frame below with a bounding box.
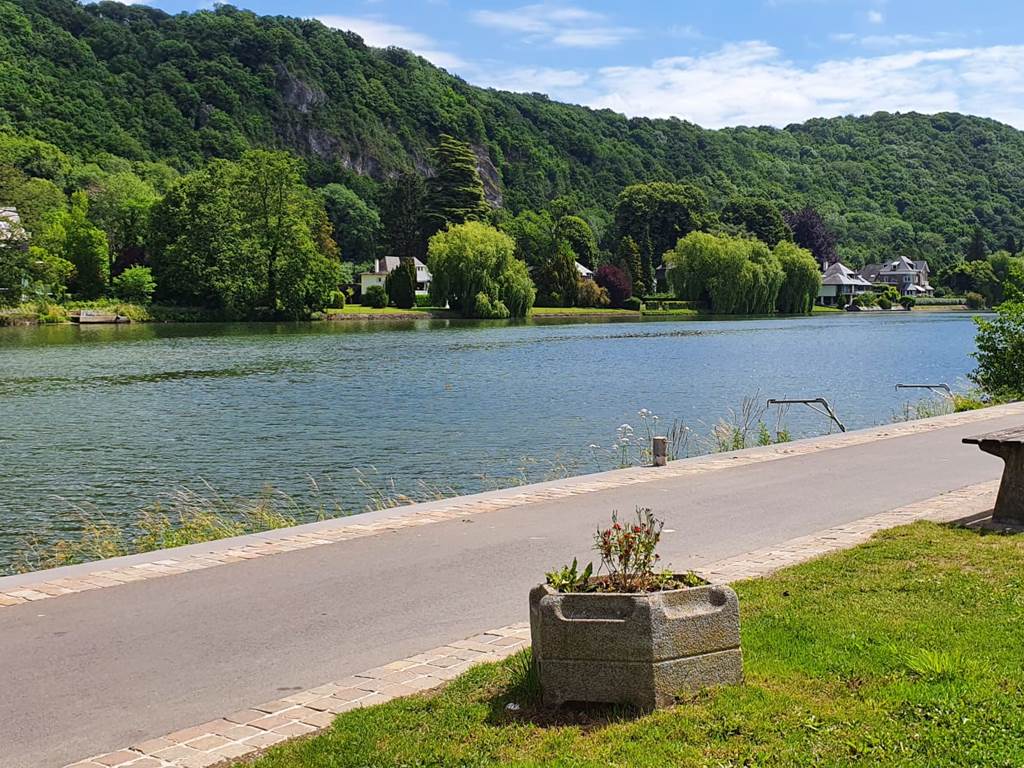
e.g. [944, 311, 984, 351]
[963, 426, 1024, 524]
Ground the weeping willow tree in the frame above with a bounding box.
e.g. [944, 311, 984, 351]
[774, 241, 822, 314]
[666, 232, 786, 315]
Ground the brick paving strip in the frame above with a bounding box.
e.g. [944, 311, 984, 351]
[65, 478, 999, 768]
[4, 403, 1022, 611]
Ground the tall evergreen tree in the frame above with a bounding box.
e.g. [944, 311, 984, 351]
[379, 173, 426, 262]
[423, 135, 489, 240]
[385, 258, 417, 309]
[967, 225, 987, 262]
[1004, 234, 1019, 256]
[639, 229, 655, 297]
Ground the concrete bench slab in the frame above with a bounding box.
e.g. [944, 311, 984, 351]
[963, 425, 1024, 524]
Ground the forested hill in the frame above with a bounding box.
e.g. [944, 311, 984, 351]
[4, 0, 1024, 264]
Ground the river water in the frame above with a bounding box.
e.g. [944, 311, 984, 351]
[0, 312, 981, 567]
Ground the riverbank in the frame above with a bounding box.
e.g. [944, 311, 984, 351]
[1, 300, 973, 327]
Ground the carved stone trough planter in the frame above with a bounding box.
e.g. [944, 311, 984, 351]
[529, 580, 742, 709]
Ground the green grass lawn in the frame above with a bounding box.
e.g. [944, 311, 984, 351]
[326, 305, 448, 316]
[240, 523, 1024, 767]
[531, 307, 640, 316]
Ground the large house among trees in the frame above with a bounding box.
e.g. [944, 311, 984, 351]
[858, 256, 934, 296]
[817, 261, 874, 306]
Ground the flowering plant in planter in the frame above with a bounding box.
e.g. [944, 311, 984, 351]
[546, 507, 702, 593]
[531, 506, 742, 709]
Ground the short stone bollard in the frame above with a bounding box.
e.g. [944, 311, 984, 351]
[652, 436, 668, 467]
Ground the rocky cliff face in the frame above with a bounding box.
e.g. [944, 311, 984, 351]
[273, 67, 504, 207]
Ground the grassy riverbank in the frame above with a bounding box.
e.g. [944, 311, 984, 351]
[239, 522, 1024, 767]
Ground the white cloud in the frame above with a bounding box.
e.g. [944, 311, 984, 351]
[868, 9, 885, 24]
[472, 4, 635, 47]
[578, 42, 1024, 129]
[316, 15, 465, 69]
[473, 66, 590, 93]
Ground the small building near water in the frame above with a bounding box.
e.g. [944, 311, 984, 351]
[360, 256, 432, 297]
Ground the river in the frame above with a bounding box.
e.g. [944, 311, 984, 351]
[0, 312, 982, 568]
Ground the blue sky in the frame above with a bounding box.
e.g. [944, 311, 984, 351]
[138, 1, 1024, 128]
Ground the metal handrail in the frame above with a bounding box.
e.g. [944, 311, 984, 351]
[767, 398, 846, 433]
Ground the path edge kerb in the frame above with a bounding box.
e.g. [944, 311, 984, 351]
[4, 402, 1022, 601]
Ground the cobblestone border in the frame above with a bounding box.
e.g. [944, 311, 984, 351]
[65, 479, 998, 768]
[5, 403, 1021, 611]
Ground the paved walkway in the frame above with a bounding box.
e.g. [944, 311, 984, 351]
[3, 403, 1022, 768]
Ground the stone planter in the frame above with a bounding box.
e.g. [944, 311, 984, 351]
[529, 581, 742, 709]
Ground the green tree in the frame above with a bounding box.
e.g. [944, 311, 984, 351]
[112, 265, 156, 304]
[385, 258, 416, 309]
[666, 231, 784, 315]
[774, 241, 821, 314]
[234, 151, 342, 317]
[556, 215, 598, 269]
[378, 173, 426, 261]
[149, 160, 250, 312]
[150, 153, 341, 318]
[427, 221, 534, 318]
[423, 135, 489, 239]
[63, 191, 109, 298]
[722, 197, 791, 247]
[967, 225, 987, 262]
[616, 236, 643, 296]
[88, 170, 159, 274]
[533, 240, 578, 307]
[614, 182, 711, 261]
[319, 184, 381, 263]
[503, 209, 557, 269]
[970, 300, 1024, 399]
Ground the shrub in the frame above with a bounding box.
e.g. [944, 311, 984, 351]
[623, 296, 642, 311]
[576, 278, 610, 308]
[966, 292, 986, 310]
[415, 294, 433, 307]
[900, 296, 916, 310]
[877, 296, 892, 310]
[328, 290, 346, 309]
[934, 287, 947, 298]
[385, 259, 416, 309]
[364, 285, 388, 308]
[970, 300, 1024, 399]
[112, 266, 156, 304]
[594, 264, 632, 308]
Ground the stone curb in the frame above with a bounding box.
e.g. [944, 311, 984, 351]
[65, 479, 998, 768]
[5, 403, 1021, 611]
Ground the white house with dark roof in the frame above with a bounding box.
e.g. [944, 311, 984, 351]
[360, 256, 432, 297]
[858, 256, 933, 296]
[818, 262, 874, 305]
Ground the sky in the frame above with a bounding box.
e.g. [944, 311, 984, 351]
[137, 0, 1024, 129]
